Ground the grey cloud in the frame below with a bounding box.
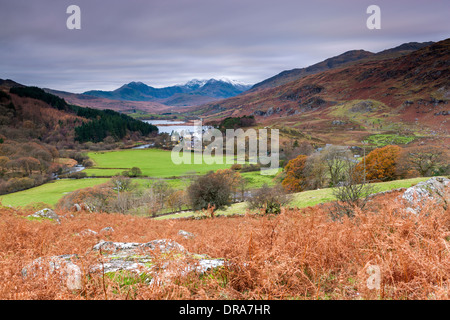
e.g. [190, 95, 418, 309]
[0, 0, 449, 92]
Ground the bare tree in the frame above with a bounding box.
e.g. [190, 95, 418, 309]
[247, 184, 292, 214]
[110, 176, 136, 195]
[109, 176, 138, 214]
[151, 180, 173, 210]
[322, 146, 353, 187]
[166, 190, 187, 212]
[141, 189, 162, 217]
[331, 158, 376, 219]
[282, 140, 314, 162]
[303, 152, 328, 190]
[406, 146, 445, 177]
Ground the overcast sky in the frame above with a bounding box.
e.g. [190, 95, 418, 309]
[0, 0, 449, 93]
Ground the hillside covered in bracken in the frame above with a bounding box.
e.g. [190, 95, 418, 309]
[1, 1, 449, 306]
[1, 181, 449, 300]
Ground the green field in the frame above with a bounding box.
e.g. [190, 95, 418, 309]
[0, 152, 280, 209]
[365, 134, 416, 147]
[0, 178, 110, 208]
[85, 148, 236, 178]
[0, 177, 194, 209]
[240, 170, 280, 189]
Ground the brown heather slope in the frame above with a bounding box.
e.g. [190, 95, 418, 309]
[196, 39, 449, 145]
[249, 41, 434, 92]
[0, 188, 449, 300]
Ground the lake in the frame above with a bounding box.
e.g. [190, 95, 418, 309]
[143, 120, 211, 135]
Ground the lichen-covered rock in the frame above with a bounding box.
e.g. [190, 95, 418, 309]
[401, 177, 449, 214]
[100, 227, 114, 233]
[91, 240, 224, 280]
[178, 230, 195, 239]
[92, 239, 186, 256]
[21, 254, 81, 290]
[28, 208, 60, 223]
[23, 239, 225, 290]
[89, 259, 151, 274]
[196, 259, 225, 272]
[77, 229, 98, 236]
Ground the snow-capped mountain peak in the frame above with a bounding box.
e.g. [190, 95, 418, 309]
[216, 77, 249, 86]
[184, 78, 250, 88]
[184, 79, 209, 88]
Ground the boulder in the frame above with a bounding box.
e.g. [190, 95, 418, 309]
[350, 100, 375, 113]
[178, 230, 195, 239]
[100, 227, 114, 233]
[92, 239, 186, 255]
[22, 254, 82, 291]
[28, 208, 60, 223]
[401, 177, 449, 214]
[78, 229, 98, 236]
[91, 239, 223, 274]
[22, 239, 225, 290]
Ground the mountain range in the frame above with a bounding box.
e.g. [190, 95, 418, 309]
[195, 39, 449, 145]
[3, 38, 448, 147]
[249, 41, 435, 92]
[46, 41, 436, 111]
[81, 78, 252, 107]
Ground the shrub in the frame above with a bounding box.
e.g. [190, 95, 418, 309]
[230, 164, 242, 171]
[81, 159, 94, 167]
[240, 163, 260, 172]
[402, 146, 446, 177]
[247, 184, 291, 214]
[331, 159, 376, 219]
[56, 183, 115, 212]
[1, 189, 450, 300]
[166, 190, 187, 212]
[5, 177, 35, 193]
[123, 167, 142, 177]
[67, 171, 87, 179]
[187, 171, 233, 211]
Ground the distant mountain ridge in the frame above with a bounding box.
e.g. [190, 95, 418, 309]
[83, 78, 252, 106]
[194, 38, 449, 143]
[249, 41, 435, 92]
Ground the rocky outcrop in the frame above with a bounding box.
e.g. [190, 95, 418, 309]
[92, 239, 186, 255]
[401, 177, 449, 214]
[27, 208, 60, 223]
[22, 239, 225, 290]
[350, 100, 375, 113]
[178, 230, 195, 239]
[21, 254, 81, 290]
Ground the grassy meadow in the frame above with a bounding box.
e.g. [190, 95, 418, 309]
[0, 178, 110, 208]
[155, 177, 430, 219]
[0, 147, 281, 208]
[85, 148, 236, 177]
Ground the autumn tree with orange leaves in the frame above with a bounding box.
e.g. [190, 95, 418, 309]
[282, 154, 308, 192]
[356, 145, 402, 182]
